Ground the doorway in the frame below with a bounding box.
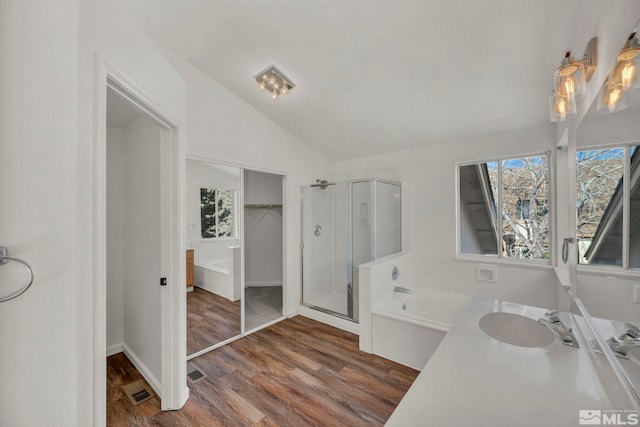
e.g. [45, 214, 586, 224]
[95, 64, 186, 426]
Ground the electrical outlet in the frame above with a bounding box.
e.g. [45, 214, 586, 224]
[635, 284, 640, 304]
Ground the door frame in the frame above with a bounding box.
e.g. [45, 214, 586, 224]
[92, 56, 187, 426]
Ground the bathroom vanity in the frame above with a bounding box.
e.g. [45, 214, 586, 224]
[386, 298, 636, 426]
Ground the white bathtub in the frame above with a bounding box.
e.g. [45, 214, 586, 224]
[372, 288, 471, 370]
[194, 246, 240, 301]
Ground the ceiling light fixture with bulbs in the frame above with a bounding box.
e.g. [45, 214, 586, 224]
[255, 65, 295, 100]
[549, 37, 598, 122]
[598, 31, 640, 114]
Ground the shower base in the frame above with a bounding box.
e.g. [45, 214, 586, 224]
[306, 292, 350, 319]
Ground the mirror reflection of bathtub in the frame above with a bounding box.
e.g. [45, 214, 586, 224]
[194, 247, 241, 301]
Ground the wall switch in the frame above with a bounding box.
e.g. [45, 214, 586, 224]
[635, 284, 640, 304]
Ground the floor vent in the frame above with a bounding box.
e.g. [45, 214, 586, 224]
[122, 379, 155, 406]
[187, 366, 207, 382]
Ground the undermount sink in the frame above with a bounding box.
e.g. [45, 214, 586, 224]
[479, 312, 555, 348]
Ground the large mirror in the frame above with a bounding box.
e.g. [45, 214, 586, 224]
[186, 159, 242, 356]
[457, 154, 551, 261]
[575, 26, 640, 405]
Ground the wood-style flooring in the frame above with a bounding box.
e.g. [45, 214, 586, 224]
[107, 315, 419, 426]
[188, 287, 241, 355]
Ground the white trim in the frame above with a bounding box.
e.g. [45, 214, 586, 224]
[122, 343, 162, 397]
[576, 265, 640, 279]
[106, 343, 124, 357]
[187, 334, 244, 361]
[455, 255, 553, 271]
[93, 55, 187, 427]
[186, 154, 287, 177]
[244, 316, 287, 335]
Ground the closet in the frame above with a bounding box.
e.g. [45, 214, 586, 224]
[243, 170, 284, 330]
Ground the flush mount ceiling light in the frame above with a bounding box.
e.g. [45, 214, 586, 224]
[598, 32, 639, 114]
[549, 37, 598, 122]
[255, 65, 295, 100]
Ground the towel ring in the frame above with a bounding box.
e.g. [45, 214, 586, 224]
[0, 247, 35, 303]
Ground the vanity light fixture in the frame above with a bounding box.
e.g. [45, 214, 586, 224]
[255, 65, 295, 100]
[549, 37, 598, 121]
[598, 32, 639, 113]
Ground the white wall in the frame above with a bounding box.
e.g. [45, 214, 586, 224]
[106, 126, 126, 349]
[162, 48, 333, 314]
[0, 1, 80, 425]
[106, 116, 164, 388]
[186, 160, 241, 263]
[334, 124, 562, 309]
[122, 115, 163, 385]
[302, 187, 337, 302]
[76, 1, 189, 423]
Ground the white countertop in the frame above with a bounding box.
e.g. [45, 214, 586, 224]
[386, 298, 625, 427]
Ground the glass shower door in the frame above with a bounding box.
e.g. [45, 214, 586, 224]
[302, 183, 351, 318]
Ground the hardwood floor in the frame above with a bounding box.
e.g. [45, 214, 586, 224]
[107, 316, 419, 426]
[188, 287, 241, 355]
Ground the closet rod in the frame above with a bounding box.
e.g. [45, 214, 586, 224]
[244, 204, 283, 209]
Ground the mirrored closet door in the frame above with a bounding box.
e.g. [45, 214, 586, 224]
[186, 160, 242, 356]
[186, 160, 285, 358]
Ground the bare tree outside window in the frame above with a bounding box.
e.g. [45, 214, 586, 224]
[459, 155, 550, 260]
[576, 148, 625, 265]
[496, 156, 549, 260]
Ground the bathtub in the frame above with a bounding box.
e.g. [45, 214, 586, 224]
[372, 288, 471, 370]
[194, 246, 240, 301]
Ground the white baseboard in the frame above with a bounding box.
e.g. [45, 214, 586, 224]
[107, 343, 124, 357]
[122, 343, 162, 396]
[296, 305, 360, 335]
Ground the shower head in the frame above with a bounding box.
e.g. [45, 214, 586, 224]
[310, 179, 333, 190]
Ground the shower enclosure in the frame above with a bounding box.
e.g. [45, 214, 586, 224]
[302, 178, 401, 322]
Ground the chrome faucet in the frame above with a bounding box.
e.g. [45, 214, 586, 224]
[607, 324, 640, 359]
[394, 286, 413, 294]
[538, 310, 580, 348]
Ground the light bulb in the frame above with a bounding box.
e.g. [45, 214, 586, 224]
[272, 90, 278, 100]
[607, 86, 623, 112]
[562, 76, 576, 98]
[620, 61, 637, 89]
[259, 81, 266, 91]
[273, 82, 280, 90]
[554, 96, 568, 120]
[281, 85, 288, 95]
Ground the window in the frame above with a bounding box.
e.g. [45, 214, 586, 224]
[576, 145, 639, 268]
[458, 154, 550, 261]
[200, 188, 235, 239]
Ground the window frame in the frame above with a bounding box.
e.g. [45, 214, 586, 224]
[575, 141, 640, 274]
[200, 187, 237, 241]
[456, 150, 553, 267]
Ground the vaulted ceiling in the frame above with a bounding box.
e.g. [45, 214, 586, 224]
[125, 0, 580, 160]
